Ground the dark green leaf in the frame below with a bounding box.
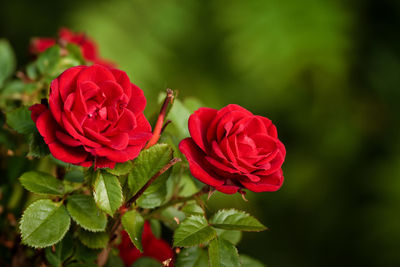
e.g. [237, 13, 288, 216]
[66, 194, 107, 232]
[161, 207, 186, 230]
[45, 232, 74, 267]
[64, 169, 84, 183]
[132, 257, 162, 267]
[176, 247, 208, 267]
[149, 219, 162, 239]
[19, 171, 64, 196]
[6, 106, 36, 134]
[77, 228, 109, 249]
[28, 129, 50, 157]
[121, 210, 144, 252]
[20, 199, 71, 248]
[105, 253, 124, 267]
[0, 39, 16, 87]
[93, 172, 123, 216]
[210, 209, 267, 232]
[73, 240, 100, 263]
[208, 237, 240, 267]
[173, 215, 216, 247]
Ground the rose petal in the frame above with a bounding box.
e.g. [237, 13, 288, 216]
[127, 83, 146, 114]
[240, 169, 284, 192]
[77, 64, 115, 86]
[188, 107, 217, 152]
[55, 131, 82, 147]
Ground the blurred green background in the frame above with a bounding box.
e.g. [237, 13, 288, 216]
[1, 0, 400, 266]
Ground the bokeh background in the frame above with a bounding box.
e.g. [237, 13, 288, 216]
[1, 0, 400, 266]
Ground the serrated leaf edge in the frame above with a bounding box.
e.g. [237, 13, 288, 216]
[210, 208, 267, 232]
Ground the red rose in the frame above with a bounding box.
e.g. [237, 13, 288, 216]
[118, 222, 174, 267]
[179, 104, 286, 194]
[29, 64, 152, 169]
[30, 28, 114, 67]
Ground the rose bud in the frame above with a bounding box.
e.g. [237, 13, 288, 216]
[30, 27, 115, 67]
[118, 222, 174, 267]
[29, 64, 152, 169]
[179, 104, 286, 194]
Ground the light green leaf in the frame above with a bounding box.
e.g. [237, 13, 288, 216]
[78, 228, 109, 249]
[176, 247, 209, 267]
[149, 219, 162, 239]
[45, 232, 74, 267]
[127, 143, 173, 208]
[182, 202, 205, 216]
[132, 257, 162, 267]
[173, 215, 216, 247]
[105, 161, 133, 176]
[37, 45, 61, 75]
[93, 172, 123, 216]
[216, 229, 242, 245]
[210, 209, 267, 232]
[208, 237, 240, 267]
[127, 143, 173, 198]
[121, 210, 144, 252]
[0, 39, 16, 87]
[20, 199, 71, 248]
[6, 106, 36, 134]
[240, 255, 266, 267]
[66, 194, 107, 232]
[19, 171, 64, 196]
[161, 207, 186, 230]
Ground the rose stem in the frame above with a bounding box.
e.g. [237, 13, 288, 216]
[97, 157, 181, 267]
[145, 88, 174, 149]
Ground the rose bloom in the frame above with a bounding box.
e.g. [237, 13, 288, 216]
[30, 28, 114, 67]
[179, 104, 286, 194]
[118, 222, 174, 267]
[30, 65, 152, 169]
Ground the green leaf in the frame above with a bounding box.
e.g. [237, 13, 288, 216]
[176, 247, 209, 267]
[37, 45, 61, 75]
[66, 194, 107, 232]
[182, 202, 205, 216]
[106, 161, 133, 176]
[0, 39, 16, 87]
[161, 207, 186, 230]
[105, 253, 125, 267]
[19, 171, 64, 196]
[45, 232, 74, 267]
[173, 215, 216, 247]
[240, 255, 266, 267]
[28, 129, 50, 157]
[215, 229, 242, 245]
[1, 80, 36, 95]
[165, 98, 190, 140]
[121, 210, 144, 252]
[67, 262, 98, 267]
[64, 169, 84, 183]
[6, 106, 36, 134]
[210, 209, 267, 232]
[127, 143, 173, 208]
[93, 171, 123, 216]
[149, 219, 162, 239]
[77, 228, 109, 249]
[20, 199, 71, 248]
[132, 257, 162, 267]
[127, 143, 173, 198]
[208, 237, 240, 267]
[73, 240, 100, 263]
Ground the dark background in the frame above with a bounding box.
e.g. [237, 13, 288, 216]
[1, 0, 400, 266]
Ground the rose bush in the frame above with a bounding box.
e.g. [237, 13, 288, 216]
[30, 64, 152, 169]
[179, 104, 286, 194]
[30, 27, 114, 67]
[118, 222, 174, 267]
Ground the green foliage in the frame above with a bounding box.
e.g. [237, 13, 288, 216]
[66, 194, 107, 232]
[20, 199, 71, 248]
[45, 232, 74, 267]
[105, 253, 125, 267]
[132, 257, 162, 267]
[173, 215, 216, 247]
[127, 143, 173, 208]
[36, 46, 61, 76]
[93, 171, 123, 216]
[240, 255, 266, 267]
[176, 247, 209, 267]
[208, 237, 240, 267]
[28, 129, 50, 157]
[77, 228, 109, 249]
[210, 209, 267, 232]
[105, 161, 133, 176]
[215, 229, 242, 246]
[182, 202, 205, 216]
[6, 106, 36, 134]
[0, 39, 16, 88]
[121, 210, 144, 252]
[19, 171, 64, 196]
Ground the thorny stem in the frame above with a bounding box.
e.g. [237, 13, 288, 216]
[97, 157, 181, 267]
[145, 89, 174, 149]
